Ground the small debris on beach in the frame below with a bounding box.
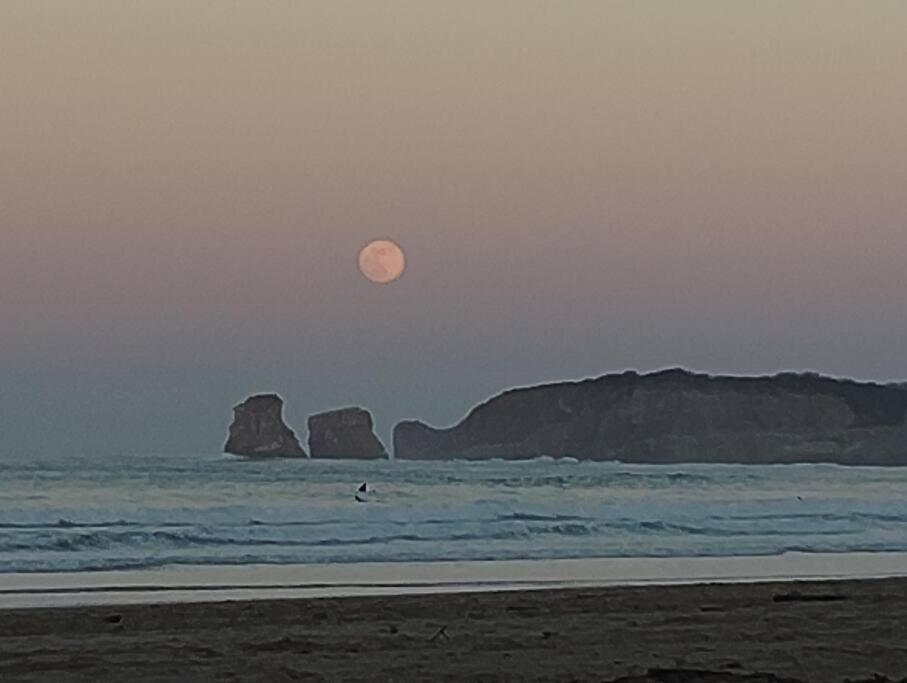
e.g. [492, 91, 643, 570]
[429, 625, 449, 642]
[607, 667, 805, 682]
[771, 592, 848, 604]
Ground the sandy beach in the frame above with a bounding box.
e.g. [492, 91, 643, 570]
[0, 577, 905, 682]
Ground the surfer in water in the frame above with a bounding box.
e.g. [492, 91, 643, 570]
[355, 482, 369, 503]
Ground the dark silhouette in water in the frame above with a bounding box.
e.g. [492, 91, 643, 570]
[308, 408, 387, 459]
[393, 369, 907, 465]
[224, 394, 306, 458]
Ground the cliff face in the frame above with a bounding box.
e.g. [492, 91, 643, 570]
[224, 394, 307, 458]
[393, 369, 907, 465]
[308, 407, 387, 459]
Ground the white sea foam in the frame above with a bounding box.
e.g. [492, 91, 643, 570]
[0, 454, 905, 573]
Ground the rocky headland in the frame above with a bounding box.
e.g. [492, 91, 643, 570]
[224, 394, 307, 458]
[393, 369, 907, 465]
[308, 407, 388, 459]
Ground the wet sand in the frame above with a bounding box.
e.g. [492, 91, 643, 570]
[1, 577, 906, 682]
[4, 552, 907, 609]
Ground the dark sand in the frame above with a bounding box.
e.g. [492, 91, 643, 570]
[1, 578, 906, 682]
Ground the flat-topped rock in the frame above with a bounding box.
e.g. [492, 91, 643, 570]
[308, 407, 387, 459]
[393, 369, 907, 465]
[224, 394, 306, 458]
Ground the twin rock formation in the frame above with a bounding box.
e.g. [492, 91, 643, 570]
[226, 369, 907, 465]
[225, 395, 386, 459]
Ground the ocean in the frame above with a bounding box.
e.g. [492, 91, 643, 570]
[1, 454, 906, 574]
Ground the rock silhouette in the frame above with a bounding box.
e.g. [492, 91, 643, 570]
[393, 369, 907, 464]
[308, 407, 387, 459]
[224, 394, 306, 458]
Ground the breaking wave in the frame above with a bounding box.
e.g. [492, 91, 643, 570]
[1, 454, 906, 572]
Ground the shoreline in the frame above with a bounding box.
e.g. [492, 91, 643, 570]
[1, 576, 905, 681]
[2, 551, 906, 609]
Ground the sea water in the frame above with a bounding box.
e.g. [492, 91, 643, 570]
[0, 454, 905, 573]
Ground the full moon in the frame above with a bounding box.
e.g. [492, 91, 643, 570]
[357, 239, 406, 284]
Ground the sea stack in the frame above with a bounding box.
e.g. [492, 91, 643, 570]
[308, 407, 388, 459]
[224, 394, 307, 458]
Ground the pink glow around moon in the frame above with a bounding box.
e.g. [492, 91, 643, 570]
[358, 239, 406, 284]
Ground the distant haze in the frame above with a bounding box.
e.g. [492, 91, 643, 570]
[1, 2, 906, 456]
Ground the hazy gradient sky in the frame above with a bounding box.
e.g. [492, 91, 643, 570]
[2, 1, 906, 456]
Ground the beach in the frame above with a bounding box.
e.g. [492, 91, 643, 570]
[1, 576, 906, 682]
[2, 455, 905, 681]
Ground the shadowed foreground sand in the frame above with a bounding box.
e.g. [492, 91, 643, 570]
[1, 578, 906, 682]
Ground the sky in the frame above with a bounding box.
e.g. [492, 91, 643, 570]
[1, 1, 906, 457]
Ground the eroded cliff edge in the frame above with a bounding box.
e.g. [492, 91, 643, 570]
[225, 394, 307, 458]
[393, 369, 907, 465]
